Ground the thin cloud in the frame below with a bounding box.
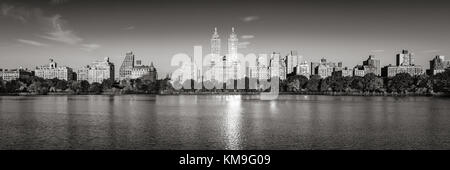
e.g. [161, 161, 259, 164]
[39, 14, 83, 45]
[81, 43, 100, 52]
[238, 42, 250, 49]
[370, 49, 385, 53]
[1, 3, 29, 23]
[241, 35, 255, 39]
[422, 49, 441, 53]
[123, 26, 135, 30]
[50, 0, 70, 5]
[17, 39, 49, 47]
[241, 16, 259, 22]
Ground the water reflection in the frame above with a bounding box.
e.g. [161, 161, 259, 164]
[224, 95, 243, 150]
[0, 95, 449, 150]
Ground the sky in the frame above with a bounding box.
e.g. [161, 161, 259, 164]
[1, 0, 450, 77]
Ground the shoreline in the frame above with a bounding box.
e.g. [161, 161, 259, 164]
[1, 91, 448, 97]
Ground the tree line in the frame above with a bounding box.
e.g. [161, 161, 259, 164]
[1, 69, 449, 95]
[0, 76, 174, 95]
[169, 69, 450, 95]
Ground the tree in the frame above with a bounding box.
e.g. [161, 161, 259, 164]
[0, 80, 5, 93]
[286, 75, 309, 92]
[80, 80, 90, 93]
[306, 75, 321, 92]
[433, 69, 450, 93]
[28, 79, 49, 94]
[351, 76, 364, 92]
[89, 82, 103, 94]
[328, 75, 344, 92]
[388, 73, 414, 93]
[5, 80, 21, 93]
[363, 73, 383, 92]
[55, 80, 68, 91]
[101, 79, 115, 90]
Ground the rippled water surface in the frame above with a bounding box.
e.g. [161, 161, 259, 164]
[0, 95, 449, 149]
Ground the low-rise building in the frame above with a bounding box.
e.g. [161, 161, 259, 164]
[382, 65, 424, 77]
[35, 59, 73, 81]
[131, 62, 158, 82]
[0, 68, 33, 81]
[77, 57, 115, 83]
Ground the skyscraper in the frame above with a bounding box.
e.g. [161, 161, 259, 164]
[119, 52, 135, 81]
[228, 27, 238, 61]
[362, 55, 381, 76]
[211, 27, 221, 57]
[396, 50, 415, 66]
[286, 51, 299, 75]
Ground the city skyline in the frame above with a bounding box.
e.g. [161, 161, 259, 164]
[1, 0, 450, 77]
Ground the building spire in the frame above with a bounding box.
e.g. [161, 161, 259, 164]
[212, 27, 219, 39]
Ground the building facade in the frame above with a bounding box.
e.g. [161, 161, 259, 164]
[131, 62, 158, 82]
[428, 55, 450, 75]
[382, 50, 423, 77]
[35, 59, 73, 81]
[0, 68, 33, 81]
[362, 55, 381, 76]
[311, 58, 335, 78]
[77, 57, 115, 83]
[296, 60, 310, 78]
[119, 52, 135, 81]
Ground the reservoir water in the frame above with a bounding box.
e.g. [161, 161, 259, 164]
[0, 95, 449, 150]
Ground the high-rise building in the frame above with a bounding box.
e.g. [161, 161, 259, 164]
[35, 59, 73, 81]
[333, 67, 353, 77]
[362, 55, 381, 76]
[77, 57, 115, 83]
[428, 55, 450, 75]
[382, 50, 423, 77]
[396, 50, 415, 66]
[353, 65, 366, 77]
[119, 52, 135, 81]
[207, 27, 242, 82]
[286, 51, 300, 75]
[228, 27, 238, 61]
[311, 58, 335, 78]
[211, 27, 221, 57]
[269, 52, 287, 80]
[296, 61, 310, 78]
